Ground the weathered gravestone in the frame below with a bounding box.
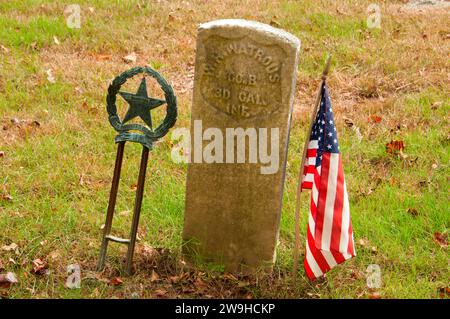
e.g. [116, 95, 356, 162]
[183, 19, 300, 272]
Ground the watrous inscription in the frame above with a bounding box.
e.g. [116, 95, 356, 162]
[200, 36, 285, 121]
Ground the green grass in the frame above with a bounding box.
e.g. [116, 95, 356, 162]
[1, 0, 449, 299]
[0, 16, 74, 48]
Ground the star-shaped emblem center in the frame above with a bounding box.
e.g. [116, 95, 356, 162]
[119, 77, 166, 129]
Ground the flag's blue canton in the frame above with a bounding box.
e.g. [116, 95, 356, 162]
[309, 84, 339, 168]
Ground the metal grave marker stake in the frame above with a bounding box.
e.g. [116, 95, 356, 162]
[97, 66, 177, 275]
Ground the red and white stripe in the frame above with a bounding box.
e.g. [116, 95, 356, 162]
[301, 140, 318, 190]
[301, 140, 355, 280]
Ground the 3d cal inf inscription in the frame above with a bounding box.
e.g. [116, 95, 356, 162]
[106, 66, 178, 149]
[200, 35, 284, 121]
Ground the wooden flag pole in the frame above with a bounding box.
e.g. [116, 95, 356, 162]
[292, 54, 332, 279]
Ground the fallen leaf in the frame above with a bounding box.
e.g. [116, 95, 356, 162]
[440, 32, 450, 40]
[368, 291, 381, 299]
[368, 115, 382, 123]
[356, 291, 365, 298]
[223, 273, 238, 281]
[389, 177, 397, 186]
[79, 174, 86, 186]
[10, 211, 24, 218]
[385, 140, 405, 154]
[407, 208, 419, 217]
[53, 36, 60, 45]
[46, 69, 55, 83]
[343, 116, 354, 127]
[431, 101, 442, 110]
[306, 292, 321, 298]
[357, 238, 369, 247]
[169, 275, 180, 284]
[9, 118, 40, 128]
[48, 250, 61, 261]
[155, 288, 167, 297]
[65, 264, 81, 289]
[141, 245, 159, 260]
[433, 232, 448, 248]
[0, 44, 10, 53]
[390, 123, 402, 133]
[182, 286, 195, 293]
[150, 270, 159, 282]
[137, 227, 147, 242]
[109, 277, 123, 286]
[1, 243, 18, 252]
[25, 287, 34, 295]
[11, 117, 20, 125]
[336, 7, 347, 15]
[269, 19, 281, 27]
[404, 156, 418, 166]
[194, 277, 207, 290]
[350, 269, 363, 280]
[0, 194, 13, 201]
[122, 52, 137, 63]
[75, 86, 83, 94]
[95, 54, 112, 61]
[439, 287, 450, 299]
[0, 272, 18, 289]
[31, 258, 49, 275]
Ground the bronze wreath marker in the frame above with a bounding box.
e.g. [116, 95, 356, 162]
[97, 66, 177, 275]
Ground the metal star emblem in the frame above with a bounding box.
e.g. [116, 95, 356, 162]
[119, 77, 166, 129]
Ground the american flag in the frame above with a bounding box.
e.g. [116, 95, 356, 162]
[301, 83, 355, 280]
